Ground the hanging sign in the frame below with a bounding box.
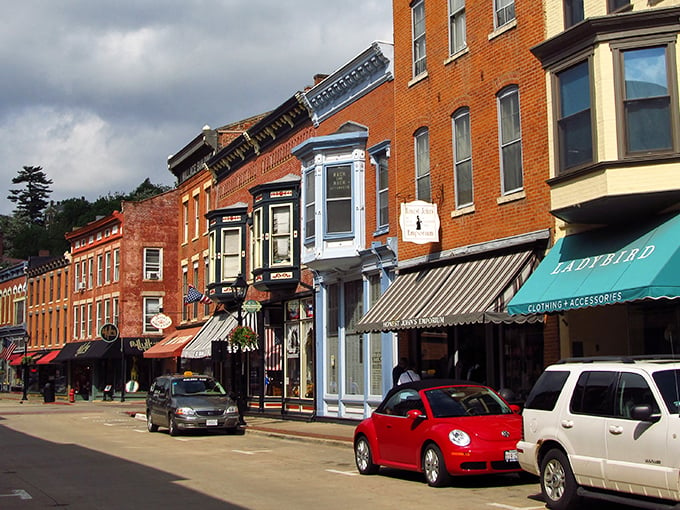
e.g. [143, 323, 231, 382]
[399, 200, 440, 244]
[150, 312, 172, 330]
[100, 323, 120, 343]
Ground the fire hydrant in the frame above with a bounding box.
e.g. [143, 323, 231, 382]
[68, 387, 75, 403]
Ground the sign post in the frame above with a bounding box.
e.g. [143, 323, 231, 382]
[99, 323, 123, 402]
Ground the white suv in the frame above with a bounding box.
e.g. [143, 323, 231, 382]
[517, 357, 680, 510]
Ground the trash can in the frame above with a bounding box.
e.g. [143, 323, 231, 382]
[42, 382, 55, 403]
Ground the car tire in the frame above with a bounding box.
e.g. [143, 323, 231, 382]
[146, 411, 158, 432]
[354, 436, 379, 475]
[540, 449, 580, 510]
[168, 415, 180, 436]
[422, 444, 451, 487]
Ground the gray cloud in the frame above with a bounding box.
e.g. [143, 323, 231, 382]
[0, 0, 392, 214]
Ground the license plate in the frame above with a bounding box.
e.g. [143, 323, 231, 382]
[505, 449, 518, 462]
[206, 419, 218, 426]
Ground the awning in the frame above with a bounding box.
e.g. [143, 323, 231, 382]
[182, 313, 238, 359]
[53, 340, 117, 362]
[36, 350, 61, 365]
[507, 213, 680, 315]
[9, 354, 25, 366]
[144, 326, 202, 359]
[356, 249, 539, 333]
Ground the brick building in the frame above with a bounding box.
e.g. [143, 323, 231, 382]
[356, 1, 554, 400]
[0, 261, 28, 391]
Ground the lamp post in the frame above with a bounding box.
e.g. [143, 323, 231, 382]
[21, 334, 30, 401]
[229, 275, 248, 424]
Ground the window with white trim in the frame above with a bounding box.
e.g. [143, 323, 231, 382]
[143, 297, 162, 334]
[304, 166, 315, 241]
[412, 0, 426, 76]
[113, 249, 120, 282]
[182, 200, 189, 243]
[193, 194, 200, 240]
[494, 0, 515, 29]
[556, 59, 592, 171]
[449, 0, 466, 55]
[221, 229, 241, 279]
[497, 86, 523, 194]
[271, 204, 293, 265]
[415, 128, 431, 201]
[453, 107, 473, 208]
[144, 248, 162, 280]
[252, 208, 263, 270]
[325, 164, 352, 236]
[376, 152, 389, 231]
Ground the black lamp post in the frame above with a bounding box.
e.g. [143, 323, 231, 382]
[229, 275, 248, 423]
[21, 334, 30, 401]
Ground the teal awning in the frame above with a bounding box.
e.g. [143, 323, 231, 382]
[507, 213, 680, 315]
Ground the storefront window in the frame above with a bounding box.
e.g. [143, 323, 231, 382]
[264, 326, 283, 397]
[368, 274, 383, 396]
[285, 299, 315, 399]
[344, 281, 364, 395]
[327, 284, 339, 394]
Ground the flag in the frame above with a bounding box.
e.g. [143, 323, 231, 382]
[184, 285, 212, 306]
[1, 341, 16, 361]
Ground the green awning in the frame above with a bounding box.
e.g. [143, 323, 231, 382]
[507, 213, 680, 315]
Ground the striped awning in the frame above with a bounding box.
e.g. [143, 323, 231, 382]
[356, 250, 540, 333]
[181, 312, 238, 359]
[143, 326, 202, 359]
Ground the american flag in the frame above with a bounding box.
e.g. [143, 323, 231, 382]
[184, 285, 212, 306]
[1, 341, 16, 361]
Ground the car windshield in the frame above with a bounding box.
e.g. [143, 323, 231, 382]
[652, 369, 680, 414]
[172, 378, 226, 396]
[425, 386, 512, 418]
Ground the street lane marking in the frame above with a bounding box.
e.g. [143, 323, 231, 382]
[232, 449, 272, 455]
[487, 504, 544, 510]
[326, 469, 358, 476]
[0, 490, 32, 500]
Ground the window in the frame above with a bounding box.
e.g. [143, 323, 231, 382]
[192, 262, 199, 318]
[618, 45, 675, 155]
[97, 254, 103, 286]
[182, 268, 189, 321]
[415, 128, 431, 201]
[74, 307, 80, 339]
[304, 167, 315, 241]
[87, 258, 93, 288]
[204, 187, 211, 234]
[182, 201, 189, 243]
[368, 274, 383, 396]
[49, 275, 54, 302]
[557, 60, 592, 171]
[113, 249, 120, 282]
[193, 194, 200, 239]
[412, 0, 426, 76]
[563, 0, 583, 29]
[221, 229, 241, 279]
[614, 372, 659, 418]
[570, 371, 617, 416]
[87, 303, 93, 338]
[96, 301, 103, 333]
[104, 299, 111, 324]
[524, 370, 570, 411]
[80, 304, 86, 338]
[344, 280, 364, 395]
[453, 108, 473, 207]
[271, 205, 292, 265]
[377, 153, 389, 231]
[105, 251, 111, 283]
[608, 0, 630, 13]
[498, 86, 523, 194]
[325, 164, 352, 236]
[252, 208, 263, 270]
[112, 297, 119, 325]
[144, 248, 162, 280]
[203, 256, 210, 317]
[449, 0, 466, 55]
[326, 283, 339, 395]
[143, 297, 162, 334]
[494, 0, 515, 29]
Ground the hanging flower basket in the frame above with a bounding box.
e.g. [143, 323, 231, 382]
[227, 325, 258, 353]
[20, 355, 34, 366]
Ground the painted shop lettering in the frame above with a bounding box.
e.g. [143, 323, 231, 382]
[550, 245, 655, 275]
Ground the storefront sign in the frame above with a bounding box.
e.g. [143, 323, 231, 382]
[383, 316, 446, 329]
[400, 201, 440, 244]
[150, 312, 172, 330]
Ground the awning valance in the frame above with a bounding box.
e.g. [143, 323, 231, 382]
[53, 340, 117, 362]
[144, 326, 202, 359]
[507, 213, 680, 315]
[36, 350, 61, 365]
[182, 313, 238, 359]
[356, 249, 539, 333]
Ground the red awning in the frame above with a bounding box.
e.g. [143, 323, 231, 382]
[11, 352, 45, 365]
[8, 353, 23, 366]
[36, 350, 61, 365]
[143, 326, 202, 359]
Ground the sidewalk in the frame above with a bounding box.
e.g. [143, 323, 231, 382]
[0, 392, 357, 447]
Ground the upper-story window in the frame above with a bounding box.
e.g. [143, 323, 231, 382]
[97, 254, 103, 286]
[206, 206, 247, 292]
[497, 85, 523, 194]
[204, 186, 211, 234]
[252, 208, 264, 270]
[182, 200, 189, 244]
[144, 248, 162, 280]
[105, 251, 111, 283]
[494, 0, 515, 29]
[304, 166, 315, 242]
[87, 258, 93, 289]
[271, 205, 293, 265]
[608, 0, 630, 13]
[556, 59, 593, 171]
[615, 43, 677, 156]
[143, 297, 162, 334]
[415, 128, 431, 202]
[326, 164, 353, 237]
[453, 107, 473, 208]
[193, 194, 200, 240]
[412, 0, 426, 77]
[222, 229, 242, 279]
[449, 0, 466, 55]
[369, 141, 390, 234]
[113, 248, 120, 282]
[563, 0, 583, 29]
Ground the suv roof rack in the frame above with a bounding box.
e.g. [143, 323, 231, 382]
[557, 354, 680, 364]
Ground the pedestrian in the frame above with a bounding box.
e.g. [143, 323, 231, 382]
[398, 363, 421, 385]
[392, 357, 408, 387]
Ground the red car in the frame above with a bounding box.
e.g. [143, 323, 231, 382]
[353, 379, 523, 486]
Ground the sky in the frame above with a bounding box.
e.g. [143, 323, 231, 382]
[0, 1, 393, 216]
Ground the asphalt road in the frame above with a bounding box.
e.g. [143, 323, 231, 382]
[0, 400, 633, 509]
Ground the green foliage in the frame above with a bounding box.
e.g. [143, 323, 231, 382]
[8, 166, 53, 225]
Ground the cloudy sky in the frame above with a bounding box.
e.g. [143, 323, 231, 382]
[0, 1, 393, 215]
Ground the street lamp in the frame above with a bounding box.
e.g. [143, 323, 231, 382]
[229, 274, 248, 424]
[20, 334, 31, 401]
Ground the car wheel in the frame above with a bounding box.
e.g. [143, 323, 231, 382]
[168, 415, 180, 436]
[354, 436, 379, 475]
[146, 411, 158, 432]
[422, 444, 451, 487]
[540, 449, 580, 510]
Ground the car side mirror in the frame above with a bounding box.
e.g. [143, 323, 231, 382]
[407, 409, 426, 420]
[630, 404, 661, 422]
[510, 404, 521, 414]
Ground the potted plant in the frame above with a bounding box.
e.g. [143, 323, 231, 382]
[227, 325, 258, 352]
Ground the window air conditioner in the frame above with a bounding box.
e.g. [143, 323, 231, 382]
[146, 271, 160, 280]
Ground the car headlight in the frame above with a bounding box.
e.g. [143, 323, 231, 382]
[449, 429, 471, 447]
[175, 407, 197, 417]
[226, 405, 238, 414]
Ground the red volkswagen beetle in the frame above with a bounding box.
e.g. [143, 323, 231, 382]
[353, 379, 523, 486]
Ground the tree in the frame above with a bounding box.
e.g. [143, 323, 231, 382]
[8, 166, 53, 225]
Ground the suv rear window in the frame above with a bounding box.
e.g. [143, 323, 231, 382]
[524, 370, 570, 411]
[570, 371, 617, 416]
